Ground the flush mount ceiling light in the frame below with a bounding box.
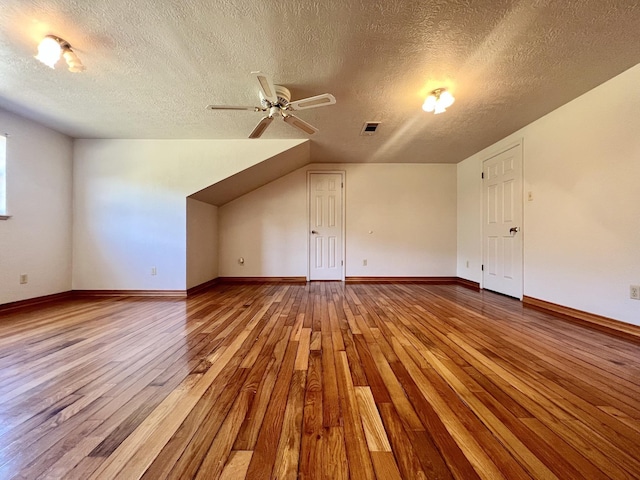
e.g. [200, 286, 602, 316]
[35, 35, 85, 72]
[422, 88, 455, 114]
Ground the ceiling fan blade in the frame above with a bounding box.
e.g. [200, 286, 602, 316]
[206, 104, 261, 111]
[249, 116, 274, 138]
[283, 114, 319, 135]
[288, 93, 336, 110]
[252, 71, 277, 104]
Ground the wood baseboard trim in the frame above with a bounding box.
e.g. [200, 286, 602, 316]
[187, 278, 220, 296]
[456, 277, 481, 291]
[218, 277, 307, 284]
[0, 291, 73, 314]
[346, 276, 458, 284]
[523, 296, 640, 344]
[73, 290, 187, 298]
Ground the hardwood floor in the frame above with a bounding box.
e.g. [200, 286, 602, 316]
[1, 282, 639, 479]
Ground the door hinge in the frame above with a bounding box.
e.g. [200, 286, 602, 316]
[481, 172, 484, 179]
[341, 260, 344, 266]
[481, 264, 484, 271]
[341, 182, 344, 188]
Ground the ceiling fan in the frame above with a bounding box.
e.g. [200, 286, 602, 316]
[206, 72, 336, 138]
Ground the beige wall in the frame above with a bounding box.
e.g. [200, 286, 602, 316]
[457, 63, 640, 325]
[72, 139, 306, 290]
[186, 198, 218, 289]
[219, 163, 457, 278]
[218, 168, 306, 277]
[456, 157, 481, 283]
[0, 108, 73, 305]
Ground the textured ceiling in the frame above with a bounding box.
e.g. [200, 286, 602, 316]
[1, 0, 639, 164]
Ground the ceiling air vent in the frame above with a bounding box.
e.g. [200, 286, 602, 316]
[360, 121, 381, 136]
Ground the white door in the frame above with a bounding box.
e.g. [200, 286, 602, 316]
[482, 144, 523, 298]
[308, 172, 344, 281]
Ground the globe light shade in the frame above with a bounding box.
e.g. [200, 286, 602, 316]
[63, 48, 86, 72]
[422, 94, 437, 112]
[35, 36, 62, 68]
[438, 90, 455, 109]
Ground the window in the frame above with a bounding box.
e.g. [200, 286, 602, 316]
[0, 134, 6, 217]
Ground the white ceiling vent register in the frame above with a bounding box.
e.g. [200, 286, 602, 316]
[206, 72, 336, 138]
[360, 122, 381, 136]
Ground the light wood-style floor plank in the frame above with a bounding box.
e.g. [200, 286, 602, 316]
[0, 283, 639, 479]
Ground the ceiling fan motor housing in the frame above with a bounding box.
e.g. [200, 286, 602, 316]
[260, 85, 291, 109]
[275, 85, 291, 105]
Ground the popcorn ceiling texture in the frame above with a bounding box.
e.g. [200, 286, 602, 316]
[0, 0, 639, 163]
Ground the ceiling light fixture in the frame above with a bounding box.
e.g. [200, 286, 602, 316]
[422, 88, 455, 114]
[35, 35, 85, 72]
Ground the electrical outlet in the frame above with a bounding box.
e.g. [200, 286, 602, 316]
[151, 267, 157, 276]
[631, 285, 640, 300]
[363, 259, 367, 266]
[19, 274, 28, 284]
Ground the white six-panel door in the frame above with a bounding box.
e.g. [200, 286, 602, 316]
[308, 172, 344, 281]
[482, 144, 523, 298]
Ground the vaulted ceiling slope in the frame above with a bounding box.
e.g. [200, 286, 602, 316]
[190, 141, 310, 206]
[1, 1, 639, 164]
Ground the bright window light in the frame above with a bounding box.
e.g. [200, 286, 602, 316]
[0, 135, 6, 215]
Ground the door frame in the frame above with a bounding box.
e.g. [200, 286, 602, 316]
[480, 139, 524, 299]
[306, 170, 346, 281]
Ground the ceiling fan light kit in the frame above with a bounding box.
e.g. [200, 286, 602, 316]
[207, 71, 336, 138]
[423, 88, 454, 114]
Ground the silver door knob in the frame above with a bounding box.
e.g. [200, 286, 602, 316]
[509, 227, 520, 234]
[311, 230, 319, 234]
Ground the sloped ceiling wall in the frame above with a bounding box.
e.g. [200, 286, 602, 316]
[190, 141, 310, 206]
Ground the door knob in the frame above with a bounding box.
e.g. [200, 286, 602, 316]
[509, 227, 520, 234]
[311, 230, 319, 234]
